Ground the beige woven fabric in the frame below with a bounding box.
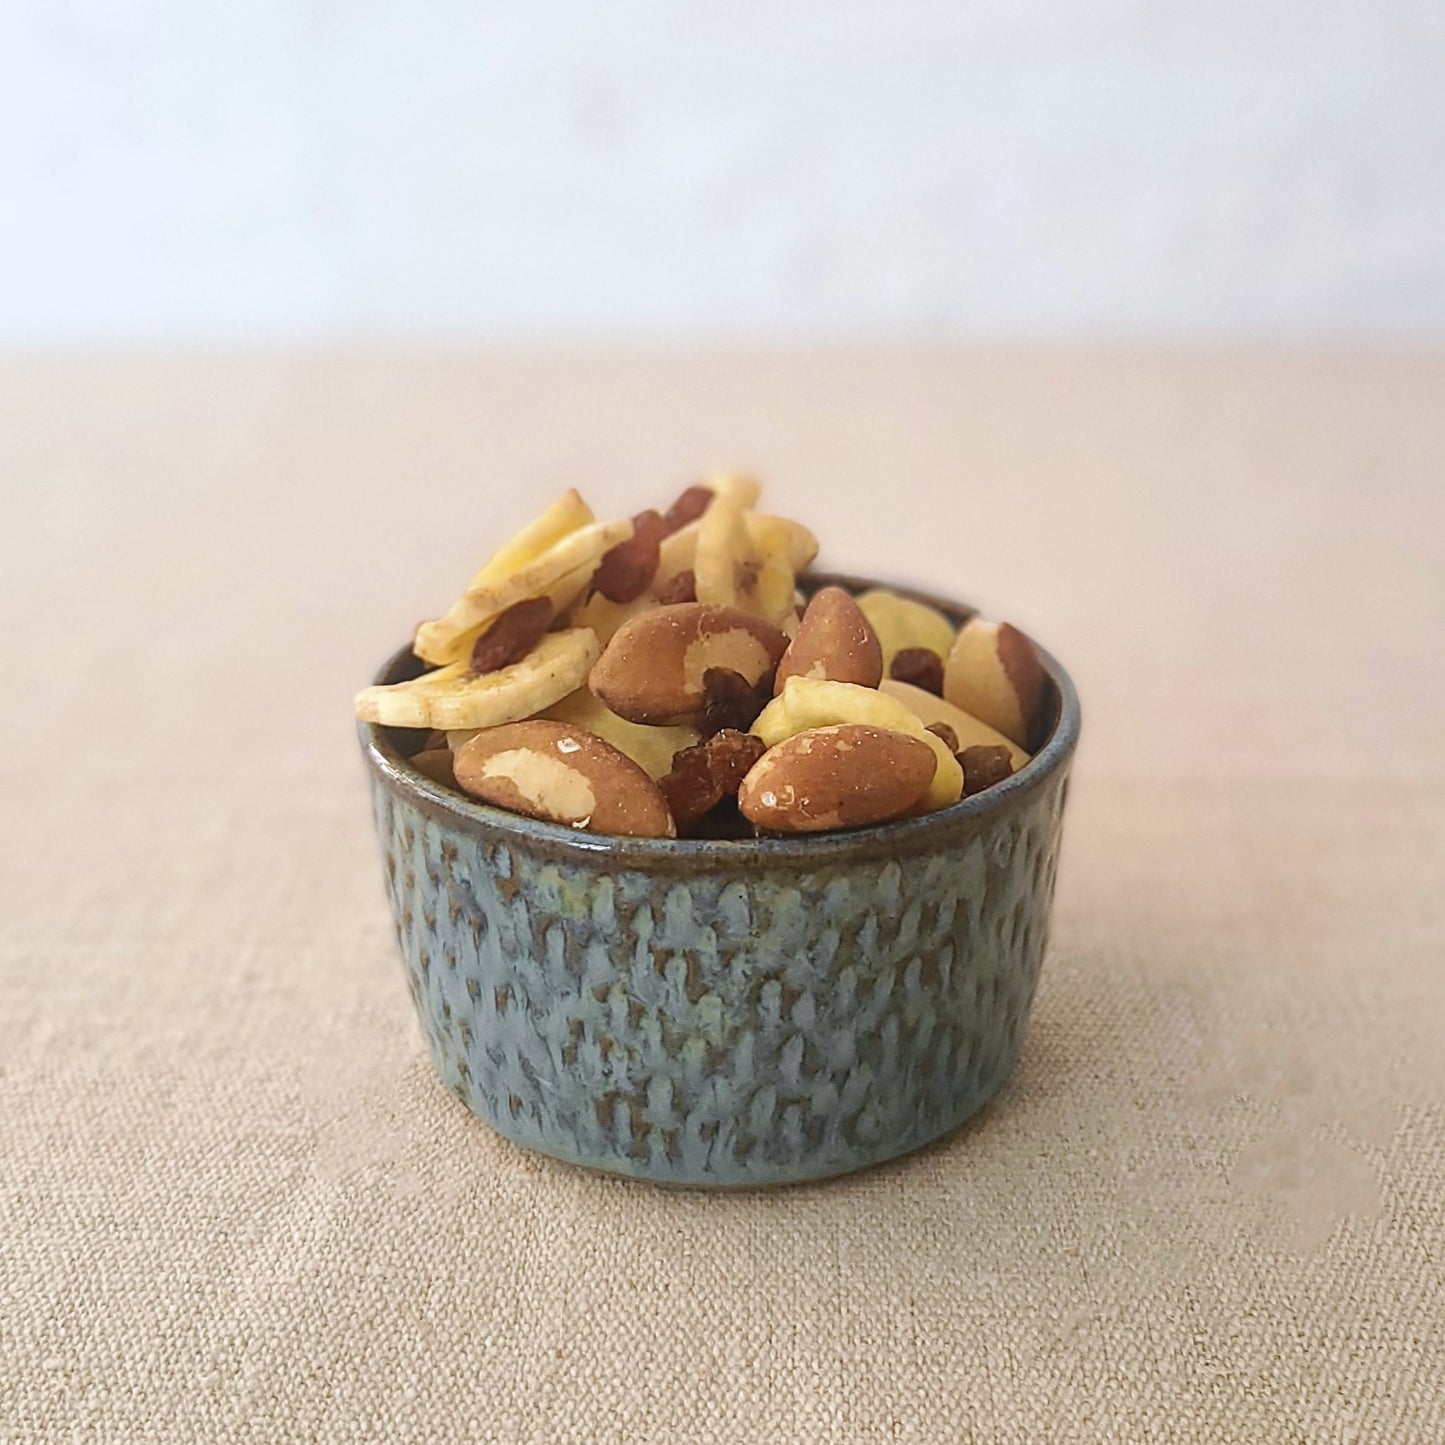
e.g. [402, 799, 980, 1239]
[2, 352, 1442, 1444]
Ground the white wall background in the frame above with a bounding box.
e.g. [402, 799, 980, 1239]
[3, 1, 1444, 344]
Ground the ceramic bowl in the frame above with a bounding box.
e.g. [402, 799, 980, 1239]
[358, 574, 1079, 1187]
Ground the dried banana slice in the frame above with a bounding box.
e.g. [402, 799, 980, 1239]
[704, 473, 762, 508]
[356, 629, 601, 730]
[475, 487, 593, 589]
[854, 589, 957, 672]
[414, 517, 630, 666]
[541, 687, 700, 781]
[878, 679, 1031, 770]
[694, 499, 818, 624]
[752, 676, 963, 810]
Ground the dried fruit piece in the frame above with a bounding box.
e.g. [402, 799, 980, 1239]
[589, 603, 787, 725]
[701, 668, 768, 735]
[454, 720, 675, 838]
[925, 721, 960, 753]
[659, 729, 768, 829]
[654, 568, 697, 605]
[658, 742, 721, 827]
[960, 744, 1014, 797]
[774, 586, 883, 692]
[593, 510, 667, 603]
[662, 486, 712, 534]
[854, 589, 957, 672]
[878, 679, 1031, 770]
[738, 725, 936, 833]
[541, 686, 699, 780]
[943, 619, 1046, 750]
[414, 514, 630, 666]
[704, 473, 762, 509]
[693, 495, 752, 610]
[469, 597, 554, 673]
[890, 646, 944, 696]
[705, 728, 766, 795]
[356, 628, 601, 730]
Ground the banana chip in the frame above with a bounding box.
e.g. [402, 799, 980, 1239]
[356, 629, 601, 731]
[854, 589, 956, 671]
[414, 517, 630, 666]
[541, 687, 700, 780]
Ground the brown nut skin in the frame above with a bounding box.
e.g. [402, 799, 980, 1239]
[773, 586, 884, 693]
[589, 603, 788, 725]
[453, 720, 675, 838]
[737, 724, 936, 834]
[942, 619, 1045, 750]
[410, 748, 457, 788]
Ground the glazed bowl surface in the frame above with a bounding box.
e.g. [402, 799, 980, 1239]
[359, 574, 1079, 1187]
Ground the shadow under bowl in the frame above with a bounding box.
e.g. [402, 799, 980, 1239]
[358, 574, 1080, 1187]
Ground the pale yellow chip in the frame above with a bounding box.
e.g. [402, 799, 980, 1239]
[414, 517, 631, 666]
[355, 629, 601, 731]
[746, 514, 818, 575]
[541, 687, 700, 781]
[704, 473, 762, 508]
[474, 488, 593, 590]
[752, 676, 962, 810]
[695, 502, 818, 623]
[878, 679, 1031, 769]
[855, 589, 957, 671]
[654, 520, 700, 591]
[693, 495, 750, 608]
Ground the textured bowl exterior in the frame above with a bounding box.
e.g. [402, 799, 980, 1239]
[360, 577, 1078, 1188]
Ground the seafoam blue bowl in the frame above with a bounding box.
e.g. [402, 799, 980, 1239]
[358, 575, 1079, 1188]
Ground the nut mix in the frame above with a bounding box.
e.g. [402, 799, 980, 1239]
[355, 477, 1050, 838]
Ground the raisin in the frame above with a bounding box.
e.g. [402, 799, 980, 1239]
[705, 729, 766, 796]
[469, 597, 553, 674]
[960, 744, 1014, 797]
[653, 568, 697, 605]
[701, 667, 767, 736]
[661, 485, 712, 535]
[659, 743, 723, 828]
[890, 647, 944, 695]
[926, 721, 960, 754]
[659, 731, 767, 832]
[593, 510, 666, 603]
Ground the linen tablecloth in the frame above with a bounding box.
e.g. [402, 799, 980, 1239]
[2, 351, 1441, 1443]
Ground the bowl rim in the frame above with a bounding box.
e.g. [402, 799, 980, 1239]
[358, 571, 1080, 864]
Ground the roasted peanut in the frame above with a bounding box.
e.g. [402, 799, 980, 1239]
[454, 720, 675, 837]
[589, 604, 787, 725]
[774, 586, 883, 692]
[738, 725, 936, 833]
[942, 618, 1045, 750]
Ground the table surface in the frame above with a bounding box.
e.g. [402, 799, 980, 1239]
[2, 350, 1442, 1444]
